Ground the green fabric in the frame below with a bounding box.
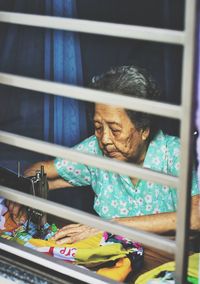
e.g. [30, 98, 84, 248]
[135, 253, 199, 284]
[187, 275, 198, 284]
[55, 131, 199, 219]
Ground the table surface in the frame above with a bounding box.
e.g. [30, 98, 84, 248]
[132, 246, 174, 282]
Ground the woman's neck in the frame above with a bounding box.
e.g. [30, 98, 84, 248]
[130, 141, 149, 185]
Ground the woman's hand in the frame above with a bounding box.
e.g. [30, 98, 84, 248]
[51, 223, 101, 244]
[6, 200, 27, 225]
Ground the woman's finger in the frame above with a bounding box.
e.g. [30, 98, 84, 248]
[12, 206, 27, 225]
[58, 223, 82, 231]
[12, 203, 22, 217]
[51, 229, 72, 241]
[55, 230, 88, 244]
[58, 225, 88, 235]
[51, 224, 89, 241]
[54, 227, 101, 245]
[56, 236, 76, 245]
[8, 201, 15, 214]
[53, 224, 87, 238]
[18, 207, 27, 224]
[52, 226, 85, 240]
[56, 228, 100, 244]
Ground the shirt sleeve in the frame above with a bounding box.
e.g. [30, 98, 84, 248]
[166, 136, 200, 196]
[54, 136, 99, 187]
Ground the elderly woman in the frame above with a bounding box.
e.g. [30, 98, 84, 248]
[7, 66, 200, 244]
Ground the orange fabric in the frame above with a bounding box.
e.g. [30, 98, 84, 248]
[0, 211, 18, 232]
[96, 257, 132, 282]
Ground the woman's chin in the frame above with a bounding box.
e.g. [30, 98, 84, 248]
[106, 152, 126, 161]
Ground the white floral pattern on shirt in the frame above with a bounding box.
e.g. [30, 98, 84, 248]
[54, 131, 199, 219]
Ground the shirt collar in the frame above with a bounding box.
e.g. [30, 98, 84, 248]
[143, 130, 165, 170]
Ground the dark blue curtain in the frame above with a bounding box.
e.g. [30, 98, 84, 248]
[0, 0, 88, 148]
[0, 0, 92, 211]
[0, 1, 45, 143]
[0, 0, 89, 178]
[44, 0, 88, 146]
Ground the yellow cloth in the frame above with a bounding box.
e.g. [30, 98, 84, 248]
[75, 243, 129, 265]
[135, 253, 199, 284]
[97, 257, 132, 282]
[188, 253, 199, 279]
[29, 232, 132, 266]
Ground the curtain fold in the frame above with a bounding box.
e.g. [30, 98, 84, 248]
[44, 0, 88, 146]
[0, 1, 45, 139]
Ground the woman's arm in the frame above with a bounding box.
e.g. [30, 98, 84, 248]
[24, 160, 58, 179]
[51, 196, 199, 245]
[48, 178, 74, 190]
[113, 195, 200, 234]
[24, 160, 74, 189]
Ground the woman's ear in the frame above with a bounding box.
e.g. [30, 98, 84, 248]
[141, 128, 150, 141]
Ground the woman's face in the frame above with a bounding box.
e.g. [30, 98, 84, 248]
[94, 104, 149, 163]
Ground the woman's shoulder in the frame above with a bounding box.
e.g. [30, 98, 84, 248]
[155, 131, 180, 162]
[163, 132, 180, 149]
[73, 135, 102, 155]
[154, 130, 180, 147]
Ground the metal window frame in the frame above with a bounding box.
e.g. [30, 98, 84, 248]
[0, 0, 197, 283]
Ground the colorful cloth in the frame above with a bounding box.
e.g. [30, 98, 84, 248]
[25, 228, 143, 267]
[0, 197, 7, 230]
[135, 253, 199, 284]
[0, 220, 144, 281]
[54, 131, 199, 219]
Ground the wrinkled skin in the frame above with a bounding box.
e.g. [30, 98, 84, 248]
[94, 104, 149, 163]
[51, 224, 100, 244]
[50, 104, 150, 244]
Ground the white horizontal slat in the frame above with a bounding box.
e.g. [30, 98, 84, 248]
[0, 185, 176, 254]
[0, 12, 185, 45]
[0, 130, 179, 188]
[0, 72, 182, 119]
[0, 239, 118, 284]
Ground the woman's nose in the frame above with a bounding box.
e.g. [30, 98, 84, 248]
[101, 129, 112, 145]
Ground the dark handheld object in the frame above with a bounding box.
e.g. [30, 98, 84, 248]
[0, 165, 48, 233]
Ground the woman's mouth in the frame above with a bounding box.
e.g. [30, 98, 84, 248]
[104, 150, 118, 158]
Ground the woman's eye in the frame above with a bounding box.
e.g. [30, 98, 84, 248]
[111, 129, 120, 134]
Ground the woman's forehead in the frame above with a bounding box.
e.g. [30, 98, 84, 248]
[95, 104, 122, 114]
[94, 104, 130, 123]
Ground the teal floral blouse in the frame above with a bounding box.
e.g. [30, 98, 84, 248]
[54, 131, 199, 219]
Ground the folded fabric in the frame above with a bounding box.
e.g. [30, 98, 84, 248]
[135, 253, 199, 284]
[26, 232, 142, 267]
[146, 271, 198, 284]
[0, 211, 19, 232]
[97, 257, 132, 282]
[187, 275, 198, 284]
[26, 241, 130, 265]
